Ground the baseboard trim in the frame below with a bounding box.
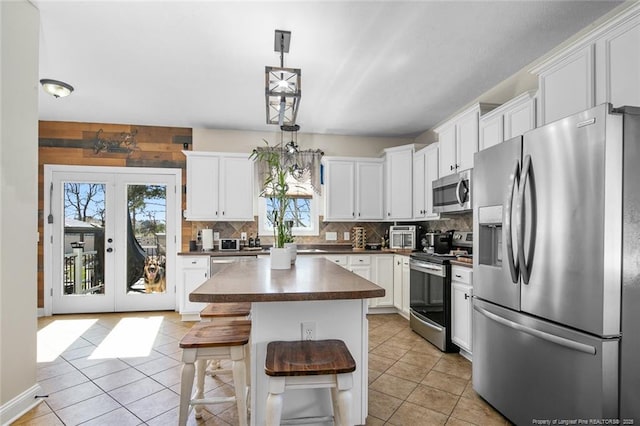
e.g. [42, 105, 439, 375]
[0, 383, 43, 426]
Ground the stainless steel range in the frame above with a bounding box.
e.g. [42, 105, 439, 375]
[409, 231, 472, 352]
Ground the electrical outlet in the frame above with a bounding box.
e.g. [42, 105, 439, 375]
[301, 321, 316, 340]
[325, 231, 337, 241]
[343, 231, 350, 241]
[213, 232, 220, 240]
[241, 232, 247, 240]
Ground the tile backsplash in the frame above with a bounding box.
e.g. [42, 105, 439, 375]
[186, 212, 472, 250]
[188, 217, 388, 248]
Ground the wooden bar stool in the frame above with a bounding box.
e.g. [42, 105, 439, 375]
[199, 302, 252, 376]
[179, 320, 251, 426]
[264, 339, 356, 426]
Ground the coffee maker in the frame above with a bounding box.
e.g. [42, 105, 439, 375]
[420, 230, 454, 254]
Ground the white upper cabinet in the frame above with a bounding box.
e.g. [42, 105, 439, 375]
[535, 45, 595, 125]
[324, 159, 355, 221]
[532, 3, 640, 124]
[479, 112, 503, 151]
[438, 125, 457, 177]
[456, 108, 481, 172]
[356, 161, 384, 220]
[595, 7, 640, 108]
[435, 103, 498, 177]
[479, 91, 537, 150]
[413, 143, 439, 220]
[384, 145, 414, 221]
[323, 157, 383, 221]
[183, 151, 254, 221]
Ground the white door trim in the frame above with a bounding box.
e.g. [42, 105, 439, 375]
[44, 164, 182, 316]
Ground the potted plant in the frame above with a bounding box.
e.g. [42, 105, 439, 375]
[251, 140, 295, 269]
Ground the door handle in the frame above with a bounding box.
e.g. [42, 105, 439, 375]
[516, 155, 531, 285]
[505, 159, 520, 284]
[455, 179, 463, 206]
[474, 305, 596, 355]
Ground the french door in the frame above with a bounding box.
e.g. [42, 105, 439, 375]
[45, 165, 181, 314]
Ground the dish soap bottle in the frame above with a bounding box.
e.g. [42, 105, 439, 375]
[248, 234, 255, 248]
[255, 233, 261, 248]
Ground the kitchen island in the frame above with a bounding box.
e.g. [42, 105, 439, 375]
[190, 257, 384, 425]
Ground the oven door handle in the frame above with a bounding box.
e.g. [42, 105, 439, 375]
[410, 261, 445, 277]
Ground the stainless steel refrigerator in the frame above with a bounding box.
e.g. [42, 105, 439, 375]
[472, 103, 640, 424]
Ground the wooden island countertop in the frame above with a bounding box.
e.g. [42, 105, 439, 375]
[189, 257, 385, 303]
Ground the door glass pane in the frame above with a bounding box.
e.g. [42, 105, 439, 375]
[63, 183, 105, 296]
[127, 184, 167, 294]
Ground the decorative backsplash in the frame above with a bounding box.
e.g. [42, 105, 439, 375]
[188, 217, 388, 248]
[186, 212, 472, 251]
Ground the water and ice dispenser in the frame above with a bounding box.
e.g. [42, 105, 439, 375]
[477, 205, 505, 268]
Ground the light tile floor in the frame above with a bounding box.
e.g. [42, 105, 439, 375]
[14, 312, 509, 425]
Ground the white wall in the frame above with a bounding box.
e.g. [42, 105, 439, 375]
[0, 0, 40, 422]
[193, 128, 413, 156]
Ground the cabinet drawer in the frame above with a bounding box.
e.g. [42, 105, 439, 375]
[325, 255, 349, 267]
[452, 265, 473, 285]
[349, 255, 371, 266]
[182, 257, 209, 269]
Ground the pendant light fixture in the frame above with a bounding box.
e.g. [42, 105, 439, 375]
[40, 79, 74, 98]
[265, 30, 301, 126]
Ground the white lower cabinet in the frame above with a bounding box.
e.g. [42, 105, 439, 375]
[392, 255, 410, 318]
[370, 255, 394, 308]
[179, 256, 209, 320]
[451, 265, 473, 359]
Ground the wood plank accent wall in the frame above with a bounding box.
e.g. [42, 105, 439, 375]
[38, 121, 192, 309]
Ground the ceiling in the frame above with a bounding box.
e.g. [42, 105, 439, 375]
[35, 1, 622, 138]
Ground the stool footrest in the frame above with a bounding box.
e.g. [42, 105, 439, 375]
[191, 396, 236, 405]
[281, 415, 334, 425]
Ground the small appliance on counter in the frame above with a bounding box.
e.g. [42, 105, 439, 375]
[419, 230, 455, 254]
[219, 238, 240, 251]
[389, 225, 416, 250]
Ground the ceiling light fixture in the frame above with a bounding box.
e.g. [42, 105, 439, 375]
[40, 79, 74, 98]
[265, 30, 301, 126]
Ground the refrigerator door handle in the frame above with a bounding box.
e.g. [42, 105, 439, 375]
[505, 159, 520, 284]
[474, 305, 596, 355]
[517, 154, 531, 284]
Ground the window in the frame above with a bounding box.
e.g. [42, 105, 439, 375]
[258, 175, 319, 236]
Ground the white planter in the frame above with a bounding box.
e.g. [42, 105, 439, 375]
[284, 243, 297, 264]
[270, 247, 291, 270]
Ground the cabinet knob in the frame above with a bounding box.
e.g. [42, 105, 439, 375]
[450, 165, 454, 170]
[388, 212, 391, 216]
[455, 274, 462, 278]
[106, 248, 113, 253]
[222, 211, 225, 215]
[464, 293, 469, 300]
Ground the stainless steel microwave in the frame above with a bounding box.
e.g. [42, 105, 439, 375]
[432, 169, 472, 213]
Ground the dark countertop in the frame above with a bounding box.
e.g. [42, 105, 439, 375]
[450, 259, 473, 268]
[189, 257, 385, 303]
